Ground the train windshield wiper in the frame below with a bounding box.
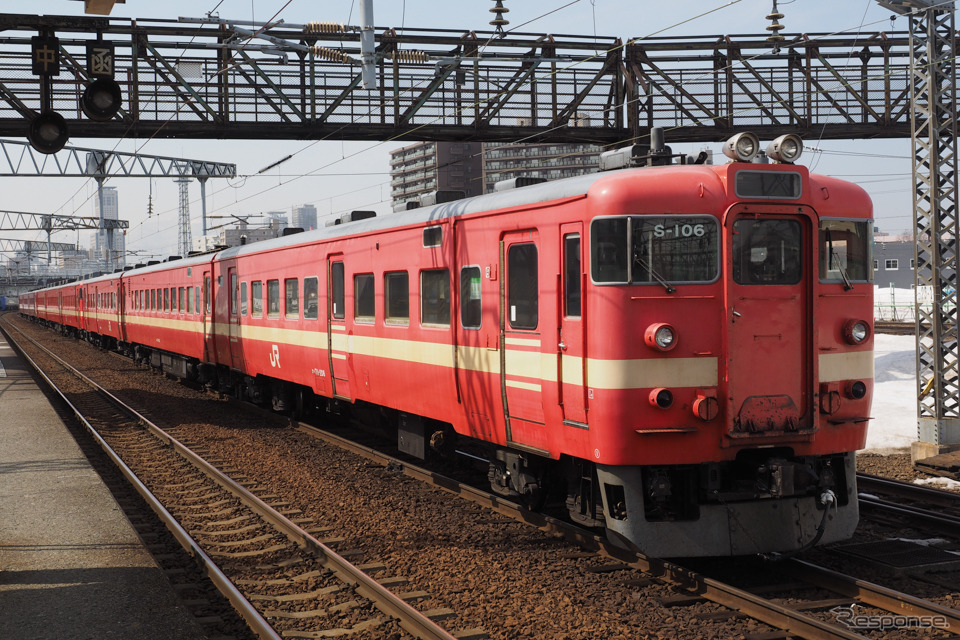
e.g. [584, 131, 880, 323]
[825, 230, 854, 291]
[635, 254, 676, 294]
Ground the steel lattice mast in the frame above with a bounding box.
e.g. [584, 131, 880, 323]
[175, 177, 192, 259]
[911, 5, 960, 456]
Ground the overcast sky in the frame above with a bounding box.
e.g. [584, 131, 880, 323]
[12, 0, 919, 261]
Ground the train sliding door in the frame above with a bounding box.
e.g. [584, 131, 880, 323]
[327, 256, 350, 400]
[500, 230, 549, 453]
[724, 206, 813, 435]
[558, 223, 588, 426]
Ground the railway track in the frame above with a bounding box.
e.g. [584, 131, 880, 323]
[857, 473, 960, 539]
[8, 313, 960, 640]
[1, 318, 467, 640]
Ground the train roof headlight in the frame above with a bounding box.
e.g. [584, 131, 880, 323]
[843, 319, 871, 345]
[645, 323, 677, 352]
[722, 132, 760, 162]
[766, 134, 804, 164]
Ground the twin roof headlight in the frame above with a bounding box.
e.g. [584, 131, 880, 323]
[722, 132, 804, 164]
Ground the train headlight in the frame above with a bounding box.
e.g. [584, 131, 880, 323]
[843, 319, 871, 345]
[723, 132, 760, 162]
[765, 134, 804, 163]
[845, 380, 867, 400]
[645, 323, 677, 352]
[649, 388, 674, 409]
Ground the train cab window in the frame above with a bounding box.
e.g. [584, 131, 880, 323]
[252, 281, 263, 317]
[304, 277, 319, 320]
[355, 273, 375, 323]
[240, 282, 247, 316]
[508, 243, 538, 330]
[179, 287, 185, 313]
[285, 278, 299, 319]
[267, 279, 280, 318]
[331, 263, 345, 320]
[733, 219, 802, 285]
[819, 219, 873, 284]
[230, 274, 238, 316]
[385, 271, 409, 325]
[460, 266, 482, 330]
[421, 269, 450, 326]
[564, 234, 582, 317]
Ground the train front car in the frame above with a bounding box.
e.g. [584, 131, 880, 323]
[586, 135, 873, 556]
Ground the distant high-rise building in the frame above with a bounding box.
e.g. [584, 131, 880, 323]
[389, 141, 483, 210]
[93, 186, 125, 269]
[291, 204, 318, 230]
[389, 140, 601, 210]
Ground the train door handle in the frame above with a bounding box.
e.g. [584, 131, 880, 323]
[558, 341, 567, 351]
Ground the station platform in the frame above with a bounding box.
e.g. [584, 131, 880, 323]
[0, 327, 208, 639]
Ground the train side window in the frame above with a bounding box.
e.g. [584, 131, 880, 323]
[163, 288, 170, 312]
[423, 226, 442, 247]
[195, 286, 201, 314]
[304, 277, 319, 320]
[179, 287, 185, 313]
[460, 266, 482, 329]
[252, 281, 263, 317]
[331, 262, 345, 320]
[355, 273, 375, 323]
[564, 234, 582, 318]
[150, 289, 155, 310]
[285, 278, 299, 319]
[204, 276, 211, 313]
[230, 273, 238, 316]
[267, 279, 280, 318]
[421, 269, 450, 326]
[240, 282, 247, 316]
[187, 286, 194, 314]
[385, 271, 409, 325]
[508, 243, 538, 330]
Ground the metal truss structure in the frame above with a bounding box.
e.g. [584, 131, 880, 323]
[906, 7, 960, 449]
[0, 208, 127, 263]
[0, 137, 237, 178]
[0, 13, 914, 145]
[0, 238, 75, 253]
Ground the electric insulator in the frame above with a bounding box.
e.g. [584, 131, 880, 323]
[766, 1, 785, 49]
[490, 0, 509, 35]
[309, 45, 349, 63]
[387, 49, 429, 63]
[303, 21, 345, 34]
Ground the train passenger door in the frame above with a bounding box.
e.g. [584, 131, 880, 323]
[558, 223, 588, 426]
[202, 270, 213, 362]
[327, 256, 350, 400]
[228, 267, 244, 371]
[724, 206, 813, 436]
[500, 231, 548, 453]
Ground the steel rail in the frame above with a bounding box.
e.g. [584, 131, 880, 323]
[858, 472, 960, 506]
[1, 320, 459, 640]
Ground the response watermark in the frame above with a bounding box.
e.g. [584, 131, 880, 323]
[830, 605, 950, 631]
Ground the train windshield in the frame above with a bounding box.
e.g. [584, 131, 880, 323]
[732, 219, 802, 285]
[818, 219, 873, 284]
[591, 216, 719, 284]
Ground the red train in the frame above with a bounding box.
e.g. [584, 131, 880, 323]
[21, 132, 874, 557]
